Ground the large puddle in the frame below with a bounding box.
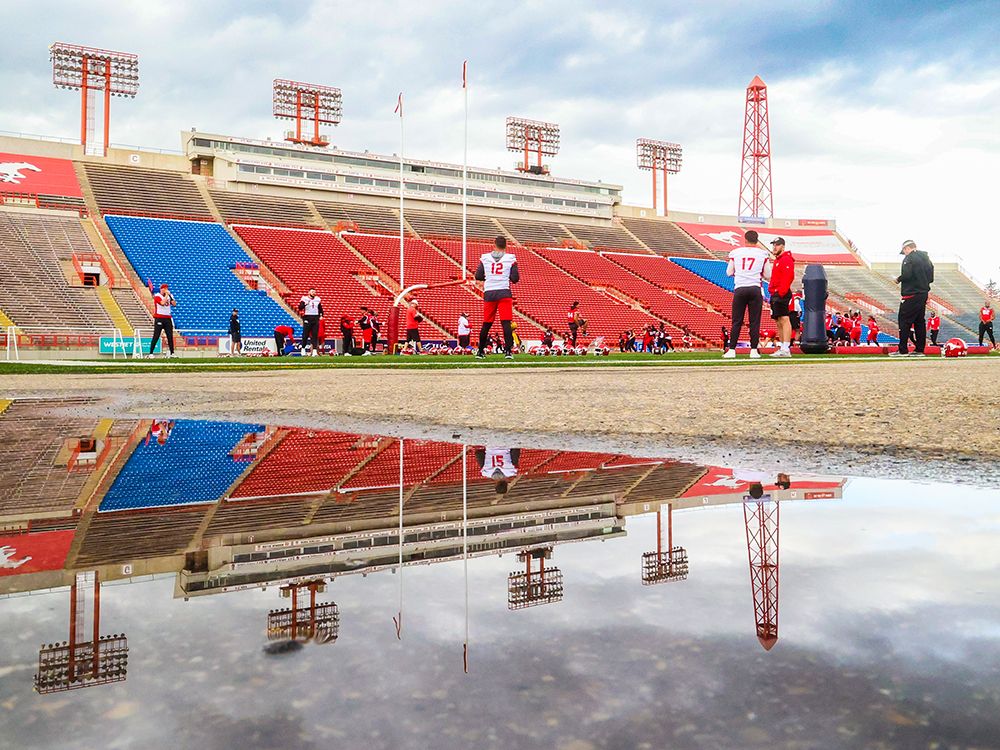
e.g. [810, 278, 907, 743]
[1, 400, 998, 749]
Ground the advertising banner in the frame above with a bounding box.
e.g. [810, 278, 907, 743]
[0, 152, 83, 198]
[675, 222, 857, 264]
[99, 336, 161, 355]
[682, 467, 844, 498]
[0, 530, 75, 577]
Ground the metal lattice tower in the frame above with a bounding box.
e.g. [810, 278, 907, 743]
[744, 496, 779, 650]
[737, 76, 773, 219]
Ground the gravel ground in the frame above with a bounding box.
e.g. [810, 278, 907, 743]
[4, 358, 998, 485]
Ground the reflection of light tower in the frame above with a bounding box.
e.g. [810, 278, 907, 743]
[508, 547, 563, 609]
[641, 502, 689, 584]
[273, 79, 343, 147]
[34, 571, 128, 693]
[506, 117, 560, 175]
[50, 42, 139, 157]
[744, 493, 779, 650]
[737, 76, 774, 219]
[636, 138, 682, 217]
[267, 580, 340, 644]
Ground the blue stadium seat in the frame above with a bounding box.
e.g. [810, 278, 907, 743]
[105, 216, 299, 337]
[100, 419, 264, 511]
[670, 256, 770, 296]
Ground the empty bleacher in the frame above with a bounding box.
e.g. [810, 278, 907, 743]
[404, 208, 500, 240]
[83, 163, 212, 219]
[106, 216, 298, 336]
[0, 211, 118, 331]
[0, 399, 98, 519]
[75, 506, 205, 567]
[620, 217, 713, 257]
[313, 200, 405, 234]
[436, 239, 658, 341]
[205, 496, 314, 536]
[230, 430, 380, 499]
[209, 190, 319, 227]
[623, 462, 708, 504]
[496, 217, 573, 245]
[100, 419, 265, 511]
[535, 248, 725, 341]
[562, 221, 649, 253]
[930, 266, 988, 315]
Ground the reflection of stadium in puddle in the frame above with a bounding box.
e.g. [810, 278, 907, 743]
[1, 399, 998, 746]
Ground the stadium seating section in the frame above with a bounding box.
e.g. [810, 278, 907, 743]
[210, 190, 319, 227]
[83, 163, 212, 219]
[404, 208, 500, 240]
[106, 216, 298, 336]
[100, 419, 264, 511]
[620, 217, 713, 257]
[562, 221, 649, 253]
[313, 200, 407, 234]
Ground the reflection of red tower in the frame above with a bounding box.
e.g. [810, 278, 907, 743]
[641, 503, 689, 584]
[34, 571, 128, 693]
[267, 580, 339, 644]
[737, 76, 774, 219]
[508, 547, 563, 609]
[744, 497, 779, 650]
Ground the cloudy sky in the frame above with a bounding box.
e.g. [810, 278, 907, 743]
[3, 1, 999, 282]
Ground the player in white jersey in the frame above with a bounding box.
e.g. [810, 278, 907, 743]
[723, 230, 771, 359]
[475, 446, 521, 494]
[474, 236, 520, 359]
[297, 288, 324, 356]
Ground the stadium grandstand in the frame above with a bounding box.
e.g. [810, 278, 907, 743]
[0, 108, 993, 357]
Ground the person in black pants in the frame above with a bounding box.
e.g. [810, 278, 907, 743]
[297, 289, 323, 357]
[228, 308, 242, 356]
[891, 240, 934, 356]
[150, 283, 177, 357]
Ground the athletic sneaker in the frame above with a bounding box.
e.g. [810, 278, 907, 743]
[749, 349, 761, 359]
[475, 352, 486, 360]
[908, 351, 926, 357]
[504, 353, 514, 360]
[722, 349, 736, 359]
[770, 349, 791, 358]
[888, 351, 907, 357]
[361, 351, 372, 357]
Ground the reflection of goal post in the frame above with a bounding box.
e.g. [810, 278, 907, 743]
[508, 548, 563, 609]
[641, 503, 689, 585]
[266, 581, 340, 644]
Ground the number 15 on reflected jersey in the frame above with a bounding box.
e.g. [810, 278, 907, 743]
[479, 252, 517, 292]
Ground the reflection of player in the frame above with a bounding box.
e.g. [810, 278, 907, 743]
[474, 236, 520, 360]
[476, 447, 520, 494]
[147, 419, 175, 446]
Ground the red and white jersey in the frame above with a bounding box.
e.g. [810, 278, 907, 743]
[480, 252, 517, 293]
[153, 293, 173, 319]
[481, 447, 517, 479]
[300, 295, 322, 316]
[982, 306, 995, 323]
[728, 246, 771, 289]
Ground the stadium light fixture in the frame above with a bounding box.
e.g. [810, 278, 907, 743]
[273, 79, 343, 147]
[506, 117, 560, 175]
[640, 504, 689, 585]
[508, 547, 563, 609]
[50, 42, 139, 157]
[636, 138, 682, 217]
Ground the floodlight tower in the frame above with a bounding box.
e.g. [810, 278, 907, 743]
[50, 43, 139, 157]
[34, 572, 128, 693]
[266, 580, 340, 644]
[506, 117, 560, 175]
[737, 76, 774, 219]
[636, 139, 682, 217]
[273, 79, 343, 147]
[641, 503, 689, 584]
[508, 547, 564, 609]
[744, 494, 779, 650]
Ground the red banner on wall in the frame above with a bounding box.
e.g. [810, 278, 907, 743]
[675, 222, 858, 264]
[682, 467, 843, 498]
[0, 152, 83, 198]
[0, 530, 75, 576]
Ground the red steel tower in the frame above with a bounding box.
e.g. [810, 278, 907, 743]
[744, 495, 779, 650]
[737, 76, 774, 220]
[50, 43, 139, 158]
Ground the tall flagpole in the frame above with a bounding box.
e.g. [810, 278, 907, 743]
[461, 61, 468, 280]
[462, 443, 469, 672]
[394, 437, 404, 639]
[396, 92, 405, 288]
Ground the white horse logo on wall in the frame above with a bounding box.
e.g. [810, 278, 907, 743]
[0, 545, 32, 569]
[0, 162, 41, 185]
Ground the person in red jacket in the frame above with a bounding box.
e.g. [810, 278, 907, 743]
[866, 316, 880, 344]
[927, 310, 941, 346]
[405, 299, 423, 352]
[767, 238, 795, 358]
[979, 301, 996, 348]
[273, 324, 295, 356]
[850, 312, 862, 345]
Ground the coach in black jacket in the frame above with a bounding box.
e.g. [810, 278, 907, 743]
[892, 240, 935, 356]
